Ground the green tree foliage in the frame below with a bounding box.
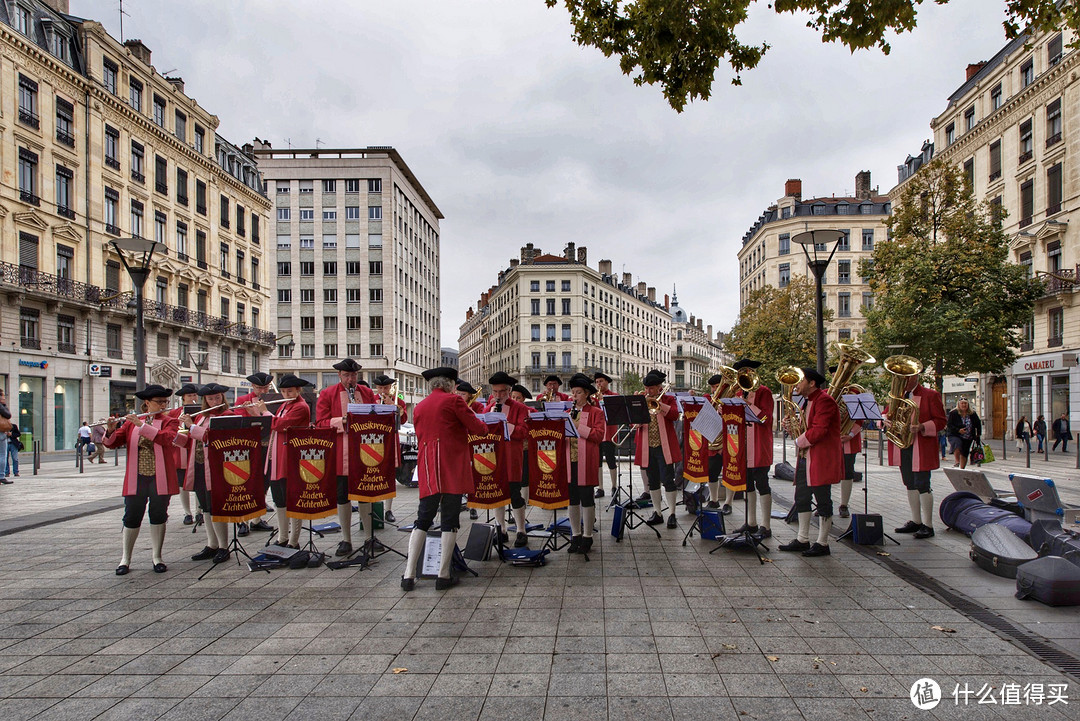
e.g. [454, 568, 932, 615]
[621, 369, 644, 393]
[724, 275, 833, 391]
[859, 158, 1043, 391]
[547, 0, 1078, 111]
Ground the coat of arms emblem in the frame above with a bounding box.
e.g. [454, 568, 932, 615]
[223, 448, 251, 487]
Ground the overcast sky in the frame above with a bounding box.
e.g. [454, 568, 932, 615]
[76, 0, 1010, 349]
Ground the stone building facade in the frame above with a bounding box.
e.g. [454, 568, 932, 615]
[668, 290, 728, 392]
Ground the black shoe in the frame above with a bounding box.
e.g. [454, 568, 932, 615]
[567, 536, 582, 554]
[666, 514, 677, 529]
[335, 541, 353, 557]
[644, 512, 664, 526]
[191, 546, 216, 561]
[758, 527, 772, 539]
[802, 543, 831, 557]
[514, 532, 528, 548]
[594, 488, 605, 499]
[153, 562, 167, 573]
[734, 523, 759, 534]
[212, 548, 231, 564]
[894, 520, 921, 534]
[273, 540, 290, 547]
[581, 537, 593, 554]
[194, 513, 203, 525]
[0, 479, 13, 485]
[706, 501, 721, 510]
[115, 564, 129, 576]
[721, 504, 732, 516]
[250, 520, 274, 532]
[778, 539, 811, 552]
[496, 528, 509, 545]
[914, 525, 935, 539]
[637, 491, 651, 502]
[838, 505, 850, 519]
[469, 508, 478, 520]
[182, 514, 194, 526]
[385, 511, 397, 523]
[236, 522, 249, 537]
[401, 576, 415, 592]
[435, 575, 460, 590]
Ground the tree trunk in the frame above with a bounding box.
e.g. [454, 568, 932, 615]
[935, 355, 944, 394]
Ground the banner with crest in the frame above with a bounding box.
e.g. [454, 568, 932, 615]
[681, 400, 710, 483]
[527, 418, 569, 510]
[206, 426, 266, 523]
[721, 404, 747, 492]
[346, 412, 397, 502]
[468, 420, 510, 509]
[284, 427, 338, 520]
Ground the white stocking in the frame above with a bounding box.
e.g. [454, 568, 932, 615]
[708, 481, 720, 503]
[438, 530, 457, 579]
[582, 506, 595, 538]
[149, 523, 166, 565]
[759, 494, 773, 530]
[120, 526, 139, 567]
[568, 504, 582, 536]
[907, 489, 921, 524]
[797, 511, 812, 543]
[746, 491, 758, 527]
[724, 487, 735, 507]
[212, 521, 229, 548]
[920, 492, 935, 528]
[665, 490, 678, 517]
[649, 488, 663, 514]
[840, 478, 853, 507]
[204, 514, 218, 548]
[403, 529, 426, 580]
[816, 516, 832, 546]
[289, 518, 302, 547]
[357, 503, 374, 541]
[180, 489, 191, 515]
[337, 503, 352, 543]
[276, 508, 290, 543]
[512, 506, 526, 534]
[494, 505, 507, 532]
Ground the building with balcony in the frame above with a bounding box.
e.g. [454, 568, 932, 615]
[668, 290, 729, 392]
[892, 25, 1079, 438]
[251, 143, 442, 413]
[0, 1, 271, 450]
[736, 174, 891, 347]
[458, 243, 673, 394]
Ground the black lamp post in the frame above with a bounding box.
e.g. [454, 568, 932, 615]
[188, 350, 209, 385]
[792, 229, 845, 375]
[109, 238, 163, 389]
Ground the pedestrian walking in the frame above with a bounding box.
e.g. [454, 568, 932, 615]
[76, 421, 92, 458]
[1015, 415, 1032, 452]
[90, 423, 107, 463]
[1033, 415, 1047, 453]
[946, 398, 981, 469]
[0, 389, 11, 483]
[5, 424, 20, 479]
[1052, 413, 1072, 452]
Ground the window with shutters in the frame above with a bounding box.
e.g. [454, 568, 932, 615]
[178, 284, 189, 309]
[1021, 58, 1034, 87]
[106, 261, 120, 293]
[176, 168, 188, 205]
[19, 233, 39, 287]
[1020, 179, 1034, 227]
[196, 180, 207, 214]
[963, 158, 974, 189]
[220, 243, 230, 278]
[55, 98, 74, 146]
[237, 205, 245, 236]
[106, 323, 122, 358]
[1048, 164, 1063, 216]
[55, 165, 74, 219]
[1046, 98, 1062, 147]
[236, 250, 245, 283]
[154, 155, 168, 194]
[989, 140, 1002, 181]
[1048, 34, 1063, 66]
[1019, 119, 1034, 163]
[104, 126, 120, 170]
[130, 141, 145, 183]
[57, 315, 75, 354]
[1048, 240, 1062, 273]
[18, 148, 38, 205]
[251, 212, 260, 243]
[177, 222, 189, 261]
[156, 332, 169, 358]
[18, 75, 38, 128]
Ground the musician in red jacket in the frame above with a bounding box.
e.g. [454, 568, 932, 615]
[373, 374, 407, 524]
[592, 372, 619, 499]
[705, 373, 725, 511]
[234, 372, 274, 407]
[234, 372, 277, 535]
[402, 367, 489, 591]
[249, 374, 311, 548]
[168, 383, 200, 526]
[315, 358, 377, 557]
[542, 374, 571, 402]
[779, 368, 842, 557]
[886, 372, 947, 539]
[483, 372, 531, 547]
[834, 368, 864, 519]
[104, 384, 179, 575]
[565, 375, 605, 554]
[634, 369, 682, 528]
[733, 359, 775, 538]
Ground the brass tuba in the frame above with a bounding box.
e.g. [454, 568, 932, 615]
[710, 366, 738, 405]
[736, 366, 760, 396]
[883, 355, 924, 449]
[776, 366, 807, 456]
[827, 343, 876, 438]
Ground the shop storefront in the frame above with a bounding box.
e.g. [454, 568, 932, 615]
[53, 379, 82, 450]
[17, 373, 45, 453]
[1009, 351, 1076, 439]
[942, 376, 979, 414]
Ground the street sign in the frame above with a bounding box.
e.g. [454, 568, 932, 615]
[99, 365, 112, 378]
[88, 363, 101, 377]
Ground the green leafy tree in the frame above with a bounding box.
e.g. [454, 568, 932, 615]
[859, 158, 1043, 392]
[547, 0, 1078, 111]
[724, 275, 833, 392]
[621, 369, 644, 394]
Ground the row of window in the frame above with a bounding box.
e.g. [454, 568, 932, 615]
[277, 288, 383, 303]
[278, 261, 382, 276]
[742, 230, 876, 280]
[531, 324, 574, 342]
[291, 315, 384, 331]
[276, 234, 382, 250]
[529, 298, 573, 316]
[277, 179, 381, 193]
[278, 343, 384, 359]
[277, 206, 378, 221]
[530, 280, 574, 293]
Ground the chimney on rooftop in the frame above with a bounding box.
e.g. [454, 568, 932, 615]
[647, 287, 655, 302]
[636, 281, 647, 297]
[166, 77, 185, 93]
[577, 247, 587, 265]
[855, 170, 872, 200]
[565, 242, 576, 262]
[124, 39, 152, 66]
[622, 272, 632, 287]
[785, 179, 802, 200]
[697, 318, 703, 331]
[466, 308, 473, 321]
[521, 243, 536, 264]
[509, 258, 519, 268]
[43, 1, 69, 16]
[664, 294, 669, 309]
[966, 62, 987, 81]
[598, 259, 612, 276]
[707, 324, 713, 338]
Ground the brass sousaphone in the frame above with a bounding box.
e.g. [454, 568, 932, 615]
[827, 343, 876, 438]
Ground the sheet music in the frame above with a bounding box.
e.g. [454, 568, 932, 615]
[346, 403, 400, 415]
[475, 412, 510, 440]
[528, 410, 579, 438]
[674, 393, 711, 413]
[719, 397, 763, 424]
[844, 392, 883, 421]
[690, 401, 724, 443]
[543, 400, 573, 412]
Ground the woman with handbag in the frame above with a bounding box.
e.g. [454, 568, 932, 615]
[946, 398, 982, 469]
[5, 424, 21, 478]
[1015, 416, 1032, 452]
[0, 389, 11, 483]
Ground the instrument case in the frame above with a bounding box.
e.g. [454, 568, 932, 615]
[1028, 520, 1080, 567]
[969, 524, 1037, 579]
[1015, 556, 1080, 606]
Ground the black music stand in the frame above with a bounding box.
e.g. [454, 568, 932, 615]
[602, 395, 648, 508]
[836, 393, 898, 546]
[359, 501, 406, 563]
[708, 399, 768, 564]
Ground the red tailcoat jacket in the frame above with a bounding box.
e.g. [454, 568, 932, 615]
[739, 385, 774, 469]
[415, 387, 489, 497]
[634, 393, 682, 466]
[843, 421, 863, 455]
[167, 406, 192, 470]
[483, 397, 530, 483]
[794, 387, 843, 487]
[316, 382, 377, 477]
[173, 407, 235, 491]
[104, 413, 180, 497]
[887, 384, 947, 473]
[261, 398, 311, 480]
[564, 404, 605, 486]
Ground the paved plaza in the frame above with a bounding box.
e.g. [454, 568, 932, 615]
[0, 441, 1077, 720]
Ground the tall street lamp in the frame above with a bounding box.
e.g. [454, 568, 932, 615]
[110, 237, 163, 389]
[792, 229, 845, 375]
[188, 350, 209, 385]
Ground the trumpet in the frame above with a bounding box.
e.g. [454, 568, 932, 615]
[646, 382, 671, 416]
[175, 402, 231, 435]
[540, 388, 555, 402]
[467, 386, 484, 407]
[382, 382, 399, 405]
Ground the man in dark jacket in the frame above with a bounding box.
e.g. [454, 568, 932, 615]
[1052, 413, 1072, 452]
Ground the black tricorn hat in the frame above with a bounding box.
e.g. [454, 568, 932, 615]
[198, 383, 229, 396]
[488, 371, 518, 386]
[801, 367, 827, 386]
[731, 359, 762, 371]
[372, 374, 395, 387]
[277, 374, 311, 389]
[828, 365, 838, 375]
[642, 369, 666, 387]
[246, 372, 274, 386]
[543, 375, 563, 386]
[332, 358, 363, 372]
[176, 383, 200, 397]
[593, 371, 613, 383]
[456, 381, 477, 395]
[707, 374, 723, 386]
[422, 366, 458, 382]
[134, 384, 173, 400]
[568, 375, 597, 395]
[511, 384, 532, 399]
[357, 379, 370, 387]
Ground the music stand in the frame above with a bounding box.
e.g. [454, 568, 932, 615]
[707, 399, 768, 564]
[199, 519, 272, 580]
[359, 502, 406, 563]
[836, 393, 898, 546]
[602, 395, 647, 508]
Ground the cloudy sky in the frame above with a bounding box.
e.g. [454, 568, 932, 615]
[76, 0, 1010, 349]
